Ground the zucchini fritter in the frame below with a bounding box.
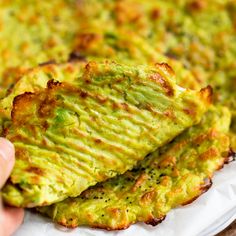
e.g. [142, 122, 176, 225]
[2, 61, 211, 207]
[1, 0, 235, 115]
[72, 2, 202, 90]
[39, 106, 231, 230]
[0, 62, 86, 124]
[76, 0, 236, 144]
[0, 0, 201, 95]
[0, 0, 80, 93]
[78, 0, 236, 104]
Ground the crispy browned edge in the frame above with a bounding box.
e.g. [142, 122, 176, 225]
[58, 140, 234, 230]
[53, 176, 212, 230]
[8, 61, 212, 124]
[51, 148, 235, 230]
[224, 149, 236, 164]
[55, 216, 167, 230]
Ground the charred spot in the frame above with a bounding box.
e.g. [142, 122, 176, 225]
[15, 143, 34, 164]
[193, 132, 208, 145]
[40, 201, 49, 207]
[145, 215, 166, 226]
[25, 166, 44, 175]
[163, 109, 175, 119]
[200, 86, 213, 105]
[112, 102, 119, 110]
[183, 108, 195, 116]
[144, 103, 156, 113]
[224, 148, 236, 164]
[216, 161, 225, 171]
[165, 51, 179, 60]
[13, 92, 34, 104]
[68, 51, 87, 62]
[75, 33, 100, 50]
[182, 178, 212, 206]
[58, 218, 69, 228]
[120, 102, 129, 111]
[85, 62, 91, 71]
[96, 95, 108, 104]
[30, 175, 41, 184]
[42, 121, 49, 131]
[84, 62, 98, 81]
[47, 79, 62, 89]
[149, 72, 174, 97]
[151, 8, 161, 20]
[187, 0, 206, 12]
[201, 177, 212, 192]
[199, 147, 218, 160]
[155, 62, 174, 75]
[1, 127, 9, 137]
[38, 60, 56, 67]
[90, 223, 130, 231]
[38, 96, 57, 118]
[94, 138, 102, 144]
[80, 90, 88, 98]
[11, 92, 34, 121]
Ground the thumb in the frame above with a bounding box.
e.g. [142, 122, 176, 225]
[0, 138, 15, 188]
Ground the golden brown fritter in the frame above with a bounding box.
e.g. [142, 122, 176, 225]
[0, 0, 80, 94]
[2, 61, 211, 207]
[38, 106, 232, 230]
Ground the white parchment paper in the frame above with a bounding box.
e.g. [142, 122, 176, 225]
[14, 161, 236, 236]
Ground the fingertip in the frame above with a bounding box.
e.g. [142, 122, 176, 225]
[0, 138, 15, 188]
[1, 207, 24, 236]
[4, 207, 24, 223]
[0, 138, 15, 161]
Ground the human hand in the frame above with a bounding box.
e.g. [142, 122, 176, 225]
[0, 138, 24, 236]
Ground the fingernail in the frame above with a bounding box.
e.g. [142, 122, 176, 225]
[0, 138, 14, 162]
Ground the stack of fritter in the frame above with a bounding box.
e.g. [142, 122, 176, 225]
[0, 0, 235, 231]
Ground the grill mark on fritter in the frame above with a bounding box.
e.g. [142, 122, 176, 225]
[45, 131, 126, 170]
[25, 166, 44, 176]
[14, 142, 94, 181]
[70, 126, 138, 153]
[59, 85, 161, 131]
[37, 107, 231, 229]
[45, 132, 98, 162]
[12, 132, 98, 180]
[60, 100, 151, 151]
[61, 99, 147, 139]
[149, 73, 174, 97]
